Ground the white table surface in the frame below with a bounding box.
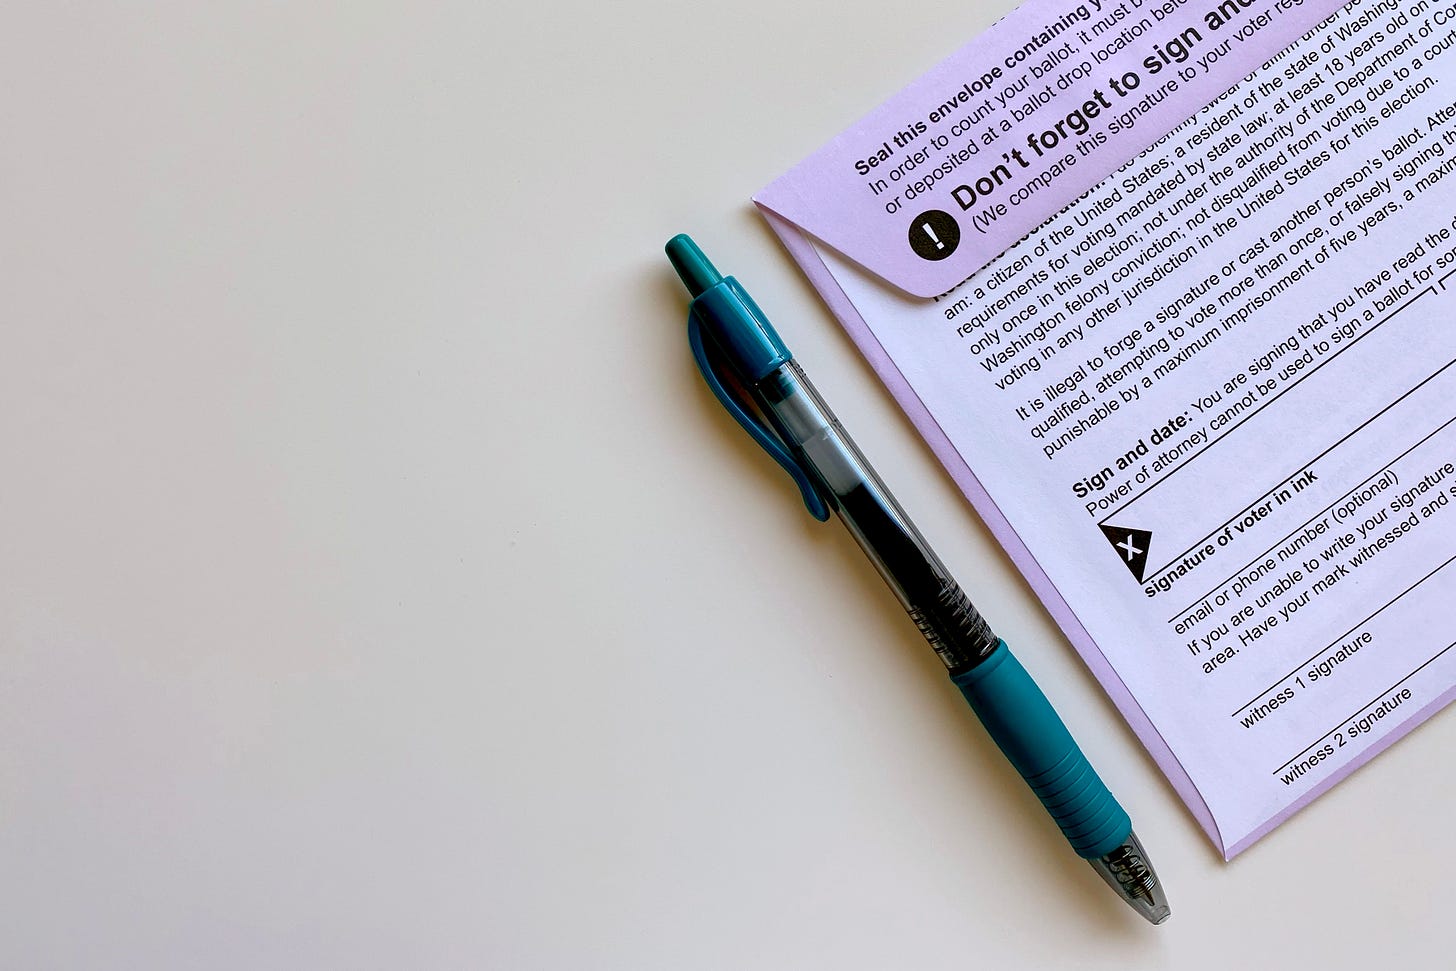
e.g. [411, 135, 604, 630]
[3, 3, 1452, 967]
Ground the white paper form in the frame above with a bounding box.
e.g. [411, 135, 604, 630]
[759, 0, 1456, 855]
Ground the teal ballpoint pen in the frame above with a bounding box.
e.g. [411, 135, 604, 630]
[667, 233, 1170, 924]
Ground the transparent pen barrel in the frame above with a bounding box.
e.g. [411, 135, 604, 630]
[753, 362, 998, 671]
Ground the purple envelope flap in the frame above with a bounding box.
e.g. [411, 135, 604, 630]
[754, 0, 1347, 298]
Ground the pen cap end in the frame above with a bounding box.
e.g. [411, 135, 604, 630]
[666, 234, 723, 297]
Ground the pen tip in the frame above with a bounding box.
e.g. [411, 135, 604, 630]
[666, 233, 722, 297]
[1088, 831, 1171, 926]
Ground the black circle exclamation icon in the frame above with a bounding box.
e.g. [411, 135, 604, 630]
[908, 210, 960, 261]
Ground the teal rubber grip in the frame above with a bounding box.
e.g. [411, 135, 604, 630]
[951, 641, 1130, 858]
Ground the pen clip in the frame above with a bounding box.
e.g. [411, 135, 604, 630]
[687, 311, 831, 522]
